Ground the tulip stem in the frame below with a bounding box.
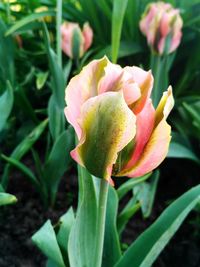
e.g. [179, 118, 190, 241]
[56, 0, 62, 68]
[95, 179, 109, 267]
[151, 54, 162, 107]
[151, 53, 169, 107]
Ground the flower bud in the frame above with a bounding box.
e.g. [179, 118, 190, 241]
[140, 2, 183, 55]
[61, 22, 93, 59]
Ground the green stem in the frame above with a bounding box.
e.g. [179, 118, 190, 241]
[150, 53, 162, 107]
[56, 0, 62, 68]
[95, 179, 109, 267]
[6, 2, 11, 24]
[150, 53, 170, 107]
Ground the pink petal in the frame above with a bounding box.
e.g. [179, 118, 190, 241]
[61, 22, 80, 58]
[98, 62, 123, 94]
[160, 13, 170, 37]
[118, 87, 174, 177]
[124, 66, 153, 114]
[65, 57, 109, 139]
[122, 82, 141, 105]
[140, 4, 158, 35]
[82, 22, 93, 52]
[125, 119, 171, 177]
[123, 99, 155, 170]
[98, 61, 141, 106]
[157, 37, 166, 55]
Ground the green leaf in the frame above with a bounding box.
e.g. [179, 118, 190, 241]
[112, 0, 129, 63]
[117, 173, 152, 200]
[117, 197, 140, 235]
[1, 154, 40, 188]
[102, 187, 121, 267]
[0, 81, 13, 132]
[0, 184, 5, 192]
[115, 184, 200, 267]
[32, 220, 66, 267]
[0, 19, 14, 85]
[46, 260, 58, 267]
[42, 23, 65, 108]
[63, 60, 72, 84]
[68, 166, 97, 267]
[0, 192, 17, 206]
[15, 86, 39, 124]
[183, 102, 200, 125]
[57, 207, 75, 264]
[133, 171, 160, 218]
[168, 141, 200, 164]
[36, 71, 49, 90]
[1, 119, 48, 188]
[95, 41, 142, 60]
[48, 95, 65, 141]
[44, 127, 74, 205]
[6, 11, 55, 36]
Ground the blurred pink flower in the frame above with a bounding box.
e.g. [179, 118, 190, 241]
[61, 22, 93, 59]
[140, 1, 183, 55]
[64, 57, 174, 184]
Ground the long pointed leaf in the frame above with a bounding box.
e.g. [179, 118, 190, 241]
[112, 0, 129, 63]
[32, 220, 66, 267]
[1, 119, 48, 188]
[0, 82, 13, 132]
[115, 184, 200, 267]
[68, 167, 97, 267]
[6, 11, 55, 36]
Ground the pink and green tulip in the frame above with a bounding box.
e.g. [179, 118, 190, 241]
[61, 21, 93, 59]
[140, 1, 183, 55]
[65, 56, 174, 184]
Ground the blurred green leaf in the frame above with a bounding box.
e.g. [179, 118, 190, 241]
[117, 173, 152, 200]
[0, 81, 13, 132]
[42, 22, 65, 107]
[0, 19, 14, 85]
[48, 95, 65, 141]
[44, 127, 74, 205]
[1, 119, 48, 188]
[117, 197, 140, 235]
[95, 41, 142, 60]
[6, 11, 55, 36]
[133, 171, 160, 218]
[36, 71, 49, 90]
[112, 0, 129, 63]
[1, 154, 40, 188]
[0, 192, 17, 206]
[168, 141, 199, 163]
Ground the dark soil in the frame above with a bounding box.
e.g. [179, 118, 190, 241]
[0, 158, 200, 267]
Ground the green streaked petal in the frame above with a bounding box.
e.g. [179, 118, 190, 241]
[72, 92, 136, 182]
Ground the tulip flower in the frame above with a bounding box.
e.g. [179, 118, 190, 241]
[140, 1, 183, 55]
[61, 22, 93, 59]
[65, 57, 174, 184]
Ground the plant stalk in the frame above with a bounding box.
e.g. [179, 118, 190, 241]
[95, 179, 109, 267]
[151, 53, 162, 107]
[56, 0, 62, 68]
